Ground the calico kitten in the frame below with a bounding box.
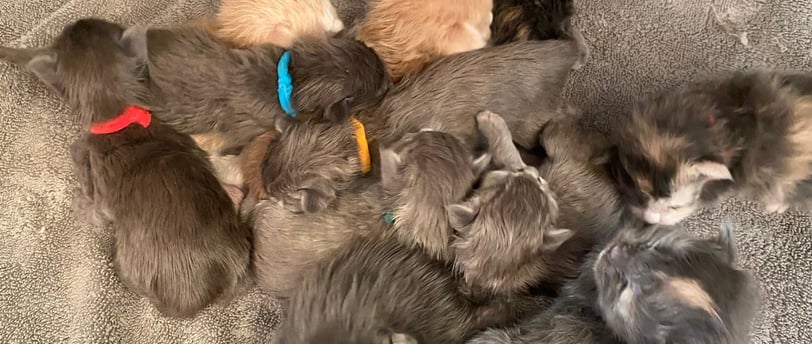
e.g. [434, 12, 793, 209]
[379, 129, 491, 261]
[357, 0, 493, 82]
[0, 18, 251, 318]
[607, 70, 812, 225]
[275, 233, 495, 344]
[469, 223, 757, 344]
[215, 0, 344, 48]
[489, 0, 589, 68]
[490, 0, 574, 44]
[249, 177, 386, 297]
[449, 111, 623, 294]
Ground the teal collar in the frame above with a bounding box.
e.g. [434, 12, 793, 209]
[277, 51, 297, 116]
[383, 211, 395, 225]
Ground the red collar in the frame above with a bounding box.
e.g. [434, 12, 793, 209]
[89, 105, 152, 135]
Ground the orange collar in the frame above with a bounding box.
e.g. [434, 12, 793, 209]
[351, 117, 371, 173]
[89, 105, 152, 135]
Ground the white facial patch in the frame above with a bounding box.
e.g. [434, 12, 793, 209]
[641, 182, 702, 225]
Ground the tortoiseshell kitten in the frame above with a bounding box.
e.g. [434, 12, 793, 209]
[607, 70, 812, 225]
[468, 223, 758, 344]
[0, 18, 251, 318]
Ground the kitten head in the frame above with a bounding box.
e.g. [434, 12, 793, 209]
[607, 97, 734, 225]
[594, 223, 756, 344]
[380, 129, 490, 260]
[448, 167, 573, 293]
[0, 18, 147, 124]
[262, 118, 362, 213]
[288, 33, 389, 123]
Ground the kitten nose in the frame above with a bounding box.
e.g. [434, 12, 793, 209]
[643, 210, 662, 224]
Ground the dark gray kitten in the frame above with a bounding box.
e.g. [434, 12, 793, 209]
[379, 129, 491, 261]
[0, 18, 251, 318]
[249, 176, 387, 297]
[275, 233, 502, 344]
[449, 111, 623, 294]
[362, 39, 581, 150]
[469, 223, 757, 344]
[3, 17, 388, 150]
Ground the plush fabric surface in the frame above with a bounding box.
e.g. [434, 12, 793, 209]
[0, 0, 809, 343]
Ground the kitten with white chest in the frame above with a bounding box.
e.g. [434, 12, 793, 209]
[607, 70, 812, 225]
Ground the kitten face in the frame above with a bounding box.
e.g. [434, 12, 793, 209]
[2, 18, 147, 123]
[594, 224, 754, 343]
[290, 34, 389, 123]
[448, 167, 574, 293]
[609, 141, 732, 225]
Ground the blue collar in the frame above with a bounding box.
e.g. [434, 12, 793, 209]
[277, 51, 297, 116]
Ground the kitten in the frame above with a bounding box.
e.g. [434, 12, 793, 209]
[275, 233, 495, 344]
[489, 0, 589, 69]
[0, 18, 251, 318]
[249, 176, 386, 297]
[357, 0, 494, 82]
[606, 70, 812, 225]
[490, 0, 574, 44]
[214, 0, 344, 48]
[469, 223, 757, 344]
[379, 129, 491, 261]
[257, 40, 579, 214]
[2, 19, 388, 151]
[261, 117, 366, 214]
[449, 111, 623, 294]
[361, 39, 581, 150]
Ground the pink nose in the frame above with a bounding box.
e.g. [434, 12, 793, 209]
[643, 211, 662, 224]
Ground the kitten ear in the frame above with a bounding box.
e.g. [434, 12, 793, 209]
[119, 25, 148, 63]
[692, 161, 733, 181]
[718, 219, 738, 264]
[389, 333, 418, 344]
[542, 228, 574, 252]
[472, 153, 492, 177]
[323, 97, 353, 123]
[446, 198, 481, 229]
[27, 55, 63, 94]
[379, 147, 402, 189]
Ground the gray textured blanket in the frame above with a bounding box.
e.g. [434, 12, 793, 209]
[0, 0, 809, 343]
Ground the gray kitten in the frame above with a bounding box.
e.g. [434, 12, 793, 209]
[449, 111, 623, 294]
[379, 129, 491, 261]
[361, 39, 581, 150]
[261, 117, 365, 214]
[0, 18, 251, 318]
[275, 232, 504, 344]
[249, 176, 387, 297]
[255, 39, 579, 214]
[469, 223, 757, 344]
[3, 17, 388, 150]
[607, 70, 812, 225]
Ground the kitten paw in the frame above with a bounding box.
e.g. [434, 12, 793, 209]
[476, 111, 511, 141]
